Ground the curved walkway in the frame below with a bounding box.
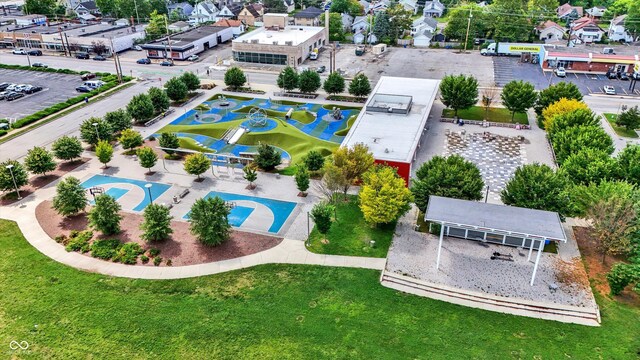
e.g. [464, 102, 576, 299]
[1, 200, 385, 280]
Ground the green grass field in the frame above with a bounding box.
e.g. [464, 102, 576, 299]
[443, 106, 529, 125]
[604, 113, 639, 138]
[307, 195, 395, 258]
[1, 219, 639, 358]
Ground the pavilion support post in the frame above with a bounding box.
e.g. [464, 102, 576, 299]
[436, 223, 445, 270]
[527, 239, 535, 262]
[530, 239, 545, 286]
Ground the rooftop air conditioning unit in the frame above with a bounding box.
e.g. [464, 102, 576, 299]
[251, 39, 259, 43]
[273, 41, 278, 44]
[285, 41, 293, 45]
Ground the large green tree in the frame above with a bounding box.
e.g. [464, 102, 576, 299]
[372, 12, 392, 42]
[24, 0, 56, 15]
[277, 67, 299, 92]
[527, 0, 560, 21]
[89, 194, 122, 235]
[224, 67, 246, 89]
[52, 136, 83, 162]
[52, 176, 88, 217]
[179, 72, 201, 91]
[562, 148, 616, 185]
[616, 106, 640, 131]
[321, 12, 346, 41]
[626, 1, 640, 39]
[0, 160, 28, 193]
[164, 78, 188, 102]
[387, 4, 413, 42]
[80, 118, 112, 146]
[330, 0, 362, 16]
[298, 69, 321, 94]
[184, 153, 210, 180]
[323, 72, 346, 95]
[24, 146, 56, 176]
[546, 108, 599, 136]
[534, 82, 583, 123]
[616, 145, 640, 185]
[359, 165, 412, 226]
[147, 87, 170, 114]
[411, 155, 484, 212]
[104, 109, 132, 133]
[491, 0, 532, 41]
[501, 80, 537, 121]
[145, 10, 168, 39]
[140, 203, 173, 242]
[551, 125, 614, 164]
[501, 163, 573, 220]
[444, 4, 488, 47]
[331, 143, 375, 195]
[439, 74, 479, 118]
[349, 73, 372, 98]
[126, 94, 155, 123]
[189, 196, 231, 246]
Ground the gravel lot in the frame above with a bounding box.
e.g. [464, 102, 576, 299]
[0, 68, 86, 120]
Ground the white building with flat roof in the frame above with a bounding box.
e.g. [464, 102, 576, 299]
[232, 25, 326, 66]
[341, 76, 440, 184]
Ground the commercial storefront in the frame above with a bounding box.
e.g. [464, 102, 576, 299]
[541, 50, 639, 74]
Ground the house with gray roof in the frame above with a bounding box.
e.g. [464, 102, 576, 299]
[422, 0, 444, 18]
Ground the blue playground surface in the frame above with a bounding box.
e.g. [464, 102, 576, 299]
[81, 175, 171, 212]
[183, 191, 297, 234]
[174, 132, 292, 162]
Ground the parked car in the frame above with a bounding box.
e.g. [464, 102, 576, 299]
[93, 55, 106, 61]
[76, 52, 90, 59]
[316, 65, 326, 73]
[12, 48, 27, 55]
[81, 72, 96, 80]
[6, 92, 25, 101]
[554, 67, 566, 77]
[133, 45, 143, 51]
[618, 72, 629, 81]
[160, 60, 174, 66]
[602, 47, 615, 55]
[32, 62, 48, 68]
[136, 58, 151, 64]
[606, 71, 617, 79]
[14, 84, 29, 92]
[27, 49, 42, 56]
[603, 85, 616, 95]
[186, 55, 199, 61]
[23, 85, 42, 94]
[5, 84, 18, 92]
[75, 85, 92, 93]
[0, 91, 9, 100]
[0, 82, 10, 91]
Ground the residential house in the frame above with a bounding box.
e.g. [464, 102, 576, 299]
[213, 18, 245, 36]
[413, 29, 432, 47]
[585, 6, 606, 18]
[168, 21, 191, 32]
[370, 0, 389, 14]
[341, 13, 354, 31]
[238, 4, 263, 26]
[399, 0, 419, 15]
[557, 3, 583, 23]
[217, 4, 243, 19]
[190, 1, 219, 24]
[353, 31, 377, 44]
[535, 20, 565, 42]
[411, 16, 437, 36]
[351, 15, 369, 33]
[422, 0, 445, 18]
[283, 0, 295, 13]
[167, 2, 194, 20]
[608, 14, 635, 42]
[570, 16, 604, 43]
[74, 1, 100, 16]
[359, 0, 370, 13]
[293, 6, 323, 26]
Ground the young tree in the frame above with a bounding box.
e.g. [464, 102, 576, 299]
[359, 165, 412, 226]
[501, 163, 572, 220]
[89, 193, 122, 235]
[535, 82, 583, 126]
[140, 203, 173, 242]
[126, 93, 155, 123]
[294, 164, 310, 196]
[551, 124, 614, 164]
[331, 143, 375, 195]
[243, 165, 258, 189]
[137, 146, 158, 173]
[104, 109, 132, 133]
[310, 202, 335, 237]
[179, 71, 200, 91]
[0, 160, 28, 193]
[616, 145, 640, 185]
[24, 146, 56, 176]
[164, 77, 188, 102]
[589, 194, 637, 264]
[323, 72, 346, 95]
[501, 80, 537, 121]
[562, 148, 616, 185]
[481, 87, 498, 120]
[616, 106, 640, 131]
[95, 140, 114, 168]
[411, 155, 484, 212]
[320, 12, 346, 41]
[277, 66, 299, 92]
[224, 67, 246, 89]
[184, 153, 209, 180]
[304, 150, 325, 172]
[118, 128, 143, 150]
[80, 117, 112, 146]
[52, 176, 88, 217]
[298, 69, 321, 93]
[189, 196, 231, 245]
[147, 87, 170, 114]
[546, 108, 599, 136]
[255, 143, 281, 171]
[542, 98, 590, 130]
[318, 162, 349, 201]
[52, 136, 83, 162]
[348, 73, 372, 98]
[159, 132, 180, 155]
[439, 74, 479, 118]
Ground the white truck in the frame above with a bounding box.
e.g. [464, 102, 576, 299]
[480, 42, 543, 56]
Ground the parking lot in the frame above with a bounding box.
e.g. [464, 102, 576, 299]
[493, 57, 640, 96]
[0, 69, 88, 120]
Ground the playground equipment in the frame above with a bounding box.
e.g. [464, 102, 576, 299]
[331, 107, 343, 120]
[218, 95, 230, 107]
[248, 107, 268, 127]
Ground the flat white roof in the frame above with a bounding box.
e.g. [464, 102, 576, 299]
[232, 26, 324, 46]
[341, 76, 440, 163]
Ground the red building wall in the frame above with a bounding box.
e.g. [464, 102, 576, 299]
[374, 159, 411, 186]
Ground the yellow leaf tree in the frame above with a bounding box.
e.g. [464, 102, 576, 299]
[542, 98, 589, 130]
[359, 165, 412, 226]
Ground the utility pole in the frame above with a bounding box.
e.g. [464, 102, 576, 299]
[58, 26, 68, 56]
[164, 15, 174, 63]
[109, 38, 122, 83]
[463, 8, 473, 53]
[134, 0, 140, 25]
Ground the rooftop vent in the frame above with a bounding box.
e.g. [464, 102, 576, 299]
[285, 40, 293, 45]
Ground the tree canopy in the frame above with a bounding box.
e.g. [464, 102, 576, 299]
[359, 166, 412, 226]
[164, 78, 188, 102]
[184, 153, 210, 180]
[298, 69, 321, 94]
[52, 176, 88, 217]
[551, 124, 614, 164]
[0, 160, 28, 193]
[140, 203, 173, 242]
[616, 106, 640, 131]
[439, 74, 479, 117]
[80, 118, 112, 145]
[542, 98, 589, 130]
[501, 80, 537, 120]
[323, 72, 346, 95]
[52, 136, 83, 162]
[562, 148, 616, 185]
[224, 67, 246, 89]
[189, 196, 231, 246]
[126, 93, 155, 122]
[277, 67, 299, 92]
[89, 194, 122, 235]
[349, 73, 372, 98]
[24, 146, 56, 176]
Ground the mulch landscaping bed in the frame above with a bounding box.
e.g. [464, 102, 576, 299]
[1, 158, 90, 206]
[36, 200, 283, 266]
[573, 226, 639, 306]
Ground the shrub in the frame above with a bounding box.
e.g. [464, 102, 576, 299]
[54, 234, 68, 244]
[118, 129, 143, 150]
[140, 203, 173, 241]
[304, 150, 325, 172]
[140, 255, 150, 263]
[607, 262, 640, 295]
[166, 259, 172, 266]
[159, 133, 180, 154]
[310, 202, 334, 235]
[153, 256, 163, 266]
[113, 242, 144, 264]
[64, 230, 93, 252]
[90, 239, 122, 260]
[149, 248, 161, 257]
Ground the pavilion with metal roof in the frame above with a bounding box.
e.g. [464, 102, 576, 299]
[425, 196, 567, 286]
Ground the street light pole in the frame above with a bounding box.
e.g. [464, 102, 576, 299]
[145, 183, 154, 204]
[463, 8, 473, 53]
[92, 122, 100, 141]
[6, 164, 22, 200]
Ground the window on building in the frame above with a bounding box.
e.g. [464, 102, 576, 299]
[233, 51, 287, 65]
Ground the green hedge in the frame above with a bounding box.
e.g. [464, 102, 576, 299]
[0, 130, 7, 138]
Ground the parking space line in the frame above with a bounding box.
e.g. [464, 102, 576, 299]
[622, 88, 628, 95]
